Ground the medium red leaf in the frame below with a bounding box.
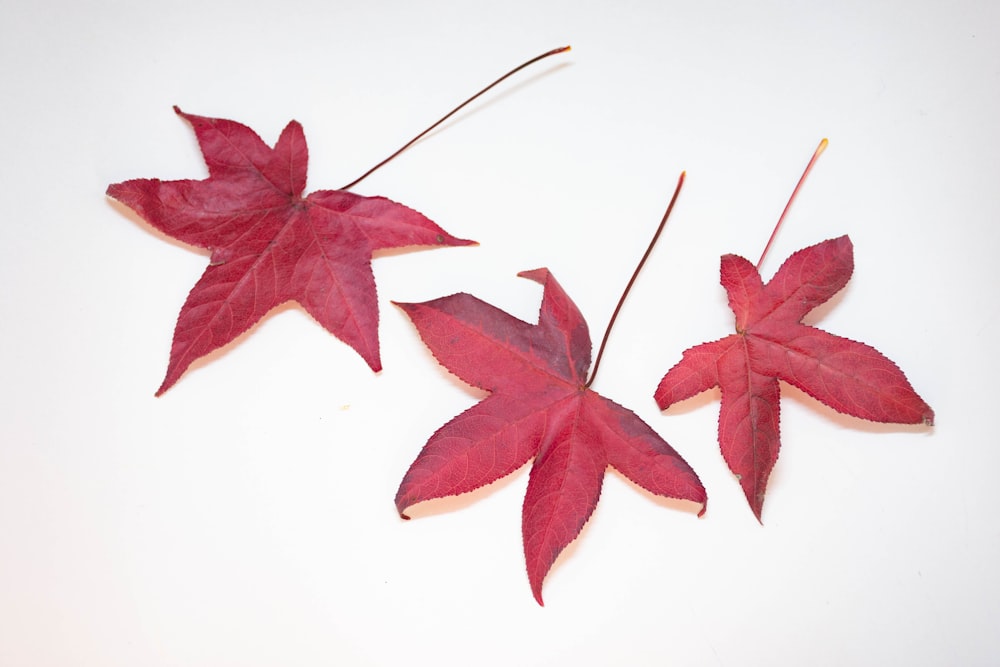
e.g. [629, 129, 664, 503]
[655, 235, 934, 520]
[395, 269, 705, 605]
[107, 107, 474, 394]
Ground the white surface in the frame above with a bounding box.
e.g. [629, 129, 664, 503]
[1, 1, 997, 665]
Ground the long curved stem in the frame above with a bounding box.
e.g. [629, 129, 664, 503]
[756, 138, 828, 270]
[341, 46, 571, 191]
[586, 171, 686, 388]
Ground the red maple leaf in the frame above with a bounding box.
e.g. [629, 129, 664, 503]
[654, 235, 934, 520]
[395, 269, 706, 605]
[107, 107, 473, 394]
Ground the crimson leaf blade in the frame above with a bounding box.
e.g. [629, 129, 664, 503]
[396, 269, 705, 604]
[107, 107, 474, 394]
[655, 235, 934, 520]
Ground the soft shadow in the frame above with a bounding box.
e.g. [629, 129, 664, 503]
[781, 383, 935, 435]
[658, 387, 722, 415]
[398, 465, 529, 520]
[607, 468, 707, 516]
[105, 197, 209, 257]
[541, 467, 704, 602]
[372, 241, 478, 261]
[542, 510, 593, 597]
[165, 302, 328, 391]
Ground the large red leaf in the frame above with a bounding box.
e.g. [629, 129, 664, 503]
[655, 235, 934, 520]
[395, 269, 705, 605]
[107, 107, 473, 394]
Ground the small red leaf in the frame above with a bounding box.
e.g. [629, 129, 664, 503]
[655, 236, 933, 521]
[396, 269, 705, 604]
[107, 107, 474, 394]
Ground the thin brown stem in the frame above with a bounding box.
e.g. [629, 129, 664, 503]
[340, 46, 571, 191]
[585, 171, 686, 389]
[756, 138, 828, 270]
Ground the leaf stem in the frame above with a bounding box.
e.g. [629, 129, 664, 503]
[756, 138, 828, 270]
[340, 45, 571, 191]
[585, 171, 686, 389]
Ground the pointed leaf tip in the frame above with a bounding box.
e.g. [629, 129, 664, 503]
[517, 267, 551, 284]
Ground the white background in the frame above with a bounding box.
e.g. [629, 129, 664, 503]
[2, 1, 997, 665]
